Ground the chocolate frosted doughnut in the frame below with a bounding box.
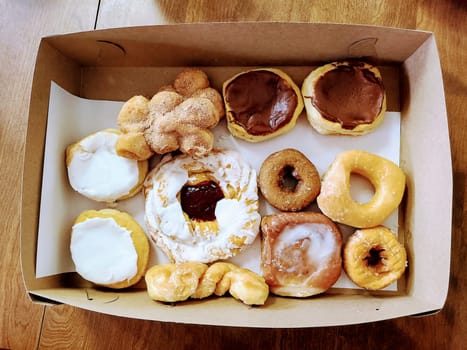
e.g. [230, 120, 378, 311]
[223, 68, 304, 142]
[302, 61, 386, 135]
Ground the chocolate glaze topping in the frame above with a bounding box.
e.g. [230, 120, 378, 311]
[225, 71, 298, 135]
[311, 63, 384, 129]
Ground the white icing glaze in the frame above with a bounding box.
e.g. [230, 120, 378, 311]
[274, 223, 337, 274]
[67, 131, 140, 202]
[70, 217, 138, 285]
[144, 150, 260, 263]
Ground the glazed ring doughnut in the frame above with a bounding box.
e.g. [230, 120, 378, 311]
[317, 150, 405, 228]
[143, 149, 261, 263]
[70, 209, 150, 289]
[258, 149, 321, 212]
[343, 226, 407, 290]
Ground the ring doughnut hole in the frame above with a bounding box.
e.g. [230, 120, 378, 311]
[349, 172, 376, 204]
[278, 165, 300, 192]
[363, 245, 386, 270]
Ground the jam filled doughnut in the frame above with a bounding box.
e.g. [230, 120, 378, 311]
[66, 129, 148, 202]
[343, 226, 407, 290]
[261, 212, 342, 297]
[258, 148, 320, 211]
[317, 150, 405, 228]
[70, 209, 150, 289]
[223, 68, 304, 142]
[143, 149, 260, 263]
[302, 61, 386, 135]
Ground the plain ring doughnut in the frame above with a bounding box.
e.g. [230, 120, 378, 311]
[317, 150, 405, 228]
[258, 148, 321, 211]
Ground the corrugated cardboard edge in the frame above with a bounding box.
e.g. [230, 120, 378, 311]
[20, 22, 452, 327]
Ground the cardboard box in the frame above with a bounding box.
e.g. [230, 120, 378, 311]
[21, 23, 452, 327]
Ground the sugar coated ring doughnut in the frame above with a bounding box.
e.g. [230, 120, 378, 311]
[317, 150, 405, 228]
[66, 129, 148, 202]
[343, 226, 407, 290]
[143, 149, 260, 263]
[259, 148, 321, 211]
[261, 212, 342, 297]
[70, 209, 150, 289]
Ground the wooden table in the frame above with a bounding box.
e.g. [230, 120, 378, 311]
[1, 1, 465, 348]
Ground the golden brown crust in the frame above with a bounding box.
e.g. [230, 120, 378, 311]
[261, 212, 342, 297]
[145, 262, 269, 305]
[72, 209, 150, 289]
[258, 148, 321, 211]
[343, 226, 407, 290]
[317, 150, 406, 228]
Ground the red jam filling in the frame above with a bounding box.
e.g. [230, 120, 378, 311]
[180, 180, 225, 221]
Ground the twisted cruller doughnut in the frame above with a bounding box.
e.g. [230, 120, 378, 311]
[145, 262, 269, 305]
[343, 226, 407, 290]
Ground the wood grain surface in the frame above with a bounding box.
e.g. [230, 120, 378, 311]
[1, 0, 466, 349]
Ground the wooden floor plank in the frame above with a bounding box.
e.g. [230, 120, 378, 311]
[0, 1, 99, 349]
[96, 0, 418, 28]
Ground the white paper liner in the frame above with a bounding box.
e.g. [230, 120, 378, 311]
[36, 82, 401, 291]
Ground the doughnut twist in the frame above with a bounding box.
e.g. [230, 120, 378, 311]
[145, 262, 269, 305]
[116, 69, 225, 160]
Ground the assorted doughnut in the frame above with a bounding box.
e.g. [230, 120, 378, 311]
[143, 149, 260, 264]
[63, 64, 409, 306]
[258, 148, 320, 212]
[223, 68, 303, 142]
[70, 208, 149, 289]
[145, 262, 269, 305]
[302, 61, 386, 135]
[317, 149, 406, 228]
[343, 226, 407, 290]
[261, 212, 342, 297]
[66, 129, 148, 202]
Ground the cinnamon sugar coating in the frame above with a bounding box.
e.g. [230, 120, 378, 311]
[116, 69, 224, 160]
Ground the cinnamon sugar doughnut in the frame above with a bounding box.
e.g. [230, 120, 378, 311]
[317, 150, 405, 228]
[258, 149, 320, 212]
[261, 212, 342, 297]
[343, 226, 407, 290]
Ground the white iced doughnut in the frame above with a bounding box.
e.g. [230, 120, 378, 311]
[66, 129, 148, 202]
[143, 149, 260, 263]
